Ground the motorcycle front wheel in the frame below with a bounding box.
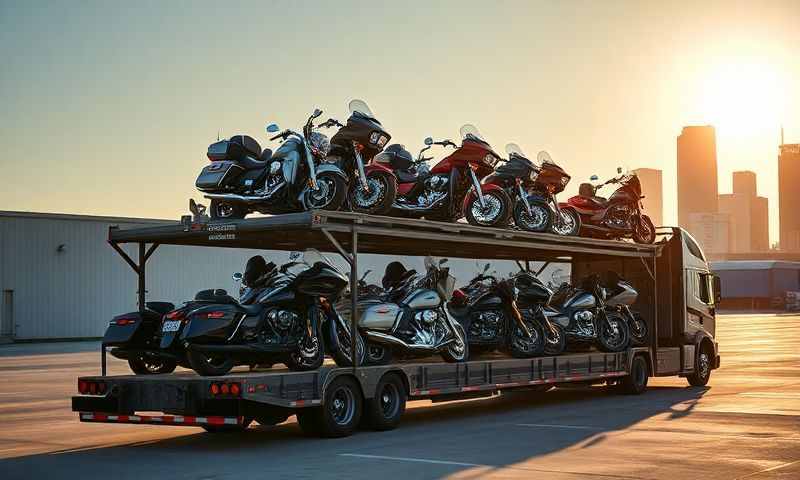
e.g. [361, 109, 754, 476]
[543, 322, 567, 356]
[513, 200, 553, 233]
[597, 313, 630, 352]
[632, 215, 656, 244]
[551, 209, 581, 236]
[628, 311, 649, 346]
[304, 172, 347, 211]
[510, 317, 545, 358]
[328, 319, 366, 367]
[285, 324, 325, 371]
[348, 172, 397, 215]
[465, 190, 513, 228]
[440, 323, 469, 362]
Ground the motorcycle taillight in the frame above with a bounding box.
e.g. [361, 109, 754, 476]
[451, 289, 467, 305]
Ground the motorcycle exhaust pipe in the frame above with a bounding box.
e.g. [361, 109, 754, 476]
[364, 331, 455, 352]
[204, 184, 285, 204]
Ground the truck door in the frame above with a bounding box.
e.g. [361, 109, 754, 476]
[685, 270, 716, 339]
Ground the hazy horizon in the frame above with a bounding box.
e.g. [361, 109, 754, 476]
[1, 0, 798, 243]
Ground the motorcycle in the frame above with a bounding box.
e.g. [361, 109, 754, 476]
[447, 263, 545, 358]
[166, 250, 363, 376]
[382, 125, 513, 227]
[564, 168, 656, 244]
[195, 108, 348, 219]
[495, 146, 579, 235]
[598, 271, 648, 346]
[332, 257, 469, 365]
[546, 274, 630, 352]
[511, 270, 568, 355]
[103, 301, 179, 374]
[325, 99, 397, 215]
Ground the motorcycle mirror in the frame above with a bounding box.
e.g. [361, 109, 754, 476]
[266, 123, 280, 133]
[312, 108, 323, 118]
[617, 167, 623, 174]
[232, 272, 243, 282]
[424, 137, 434, 146]
[590, 175, 599, 181]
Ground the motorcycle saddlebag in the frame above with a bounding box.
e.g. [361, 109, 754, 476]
[196, 161, 244, 190]
[374, 144, 413, 170]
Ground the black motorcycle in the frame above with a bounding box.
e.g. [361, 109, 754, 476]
[546, 274, 630, 352]
[166, 251, 362, 376]
[448, 264, 544, 358]
[512, 270, 567, 356]
[195, 108, 348, 219]
[597, 271, 648, 346]
[103, 301, 179, 374]
[324, 99, 397, 215]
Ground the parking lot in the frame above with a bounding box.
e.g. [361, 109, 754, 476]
[1, 313, 798, 479]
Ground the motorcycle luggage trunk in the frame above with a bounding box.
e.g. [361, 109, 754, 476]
[196, 161, 244, 190]
[207, 139, 245, 161]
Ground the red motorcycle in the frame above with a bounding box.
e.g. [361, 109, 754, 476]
[482, 145, 580, 235]
[564, 169, 656, 244]
[372, 125, 512, 226]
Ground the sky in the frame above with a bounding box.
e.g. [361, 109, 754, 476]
[1, 0, 798, 243]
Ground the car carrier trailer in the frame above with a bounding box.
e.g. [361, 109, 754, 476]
[72, 210, 720, 437]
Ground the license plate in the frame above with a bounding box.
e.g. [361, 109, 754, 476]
[162, 320, 182, 332]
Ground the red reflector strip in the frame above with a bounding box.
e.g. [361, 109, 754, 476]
[79, 412, 242, 426]
[288, 399, 322, 408]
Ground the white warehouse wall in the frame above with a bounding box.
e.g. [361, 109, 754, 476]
[0, 211, 565, 340]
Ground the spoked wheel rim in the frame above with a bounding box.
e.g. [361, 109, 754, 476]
[601, 318, 626, 350]
[306, 177, 337, 209]
[635, 218, 655, 243]
[353, 177, 386, 209]
[511, 319, 541, 354]
[697, 352, 710, 379]
[552, 210, 578, 236]
[470, 193, 503, 224]
[329, 386, 356, 426]
[544, 326, 563, 350]
[518, 205, 549, 231]
[291, 333, 321, 368]
[142, 357, 168, 373]
[379, 382, 401, 419]
[214, 203, 236, 219]
[336, 323, 365, 364]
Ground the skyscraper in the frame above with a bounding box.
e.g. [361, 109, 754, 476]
[633, 168, 663, 227]
[718, 171, 769, 252]
[779, 142, 800, 251]
[677, 126, 718, 229]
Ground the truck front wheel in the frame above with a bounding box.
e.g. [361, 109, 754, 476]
[618, 355, 648, 395]
[687, 344, 712, 387]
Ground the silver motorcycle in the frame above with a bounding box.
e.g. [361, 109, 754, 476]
[334, 257, 469, 365]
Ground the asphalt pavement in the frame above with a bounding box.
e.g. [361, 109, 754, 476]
[0, 314, 798, 479]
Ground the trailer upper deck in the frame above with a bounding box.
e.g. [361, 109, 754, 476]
[108, 210, 663, 262]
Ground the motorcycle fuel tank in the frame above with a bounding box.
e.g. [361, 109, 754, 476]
[606, 283, 638, 306]
[564, 292, 596, 309]
[403, 289, 442, 309]
[359, 303, 401, 331]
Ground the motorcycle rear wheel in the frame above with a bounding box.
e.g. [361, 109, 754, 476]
[187, 349, 236, 376]
[210, 200, 246, 220]
[348, 172, 397, 215]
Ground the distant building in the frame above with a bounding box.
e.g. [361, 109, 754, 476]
[687, 212, 730, 259]
[718, 171, 769, 253]
[633, 168, 662, 227]
[712, 260, 800, 310]
[779, 142, 800, 251]
[677, 126, 718, 229]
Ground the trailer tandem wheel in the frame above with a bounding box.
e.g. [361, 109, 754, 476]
[297, 376, 363, 438]
[364, 372, 407, 431]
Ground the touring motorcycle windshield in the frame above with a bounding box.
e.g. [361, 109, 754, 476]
[348, 99, 379, 123]
[459, 124, 487, 143]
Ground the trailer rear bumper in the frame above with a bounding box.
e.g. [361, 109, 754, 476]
[78, 412, 244, 427]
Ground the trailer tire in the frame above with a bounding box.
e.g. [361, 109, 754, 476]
[364, 373, 406, 431]
[315, 376, 363, 437]
[201, 417, 253, 433]
[296, 409, 322, 436]
[618, 355, 648, 395]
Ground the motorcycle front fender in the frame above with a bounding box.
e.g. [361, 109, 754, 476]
[364, 163, 394, 176]
[298, 163, 348, 210]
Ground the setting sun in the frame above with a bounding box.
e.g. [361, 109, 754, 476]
[697, 58, 787, 141]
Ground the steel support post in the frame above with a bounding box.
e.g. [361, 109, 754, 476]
[350, 229, 359, 373]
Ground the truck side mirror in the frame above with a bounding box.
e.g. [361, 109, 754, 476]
[713, 275, 722, 304]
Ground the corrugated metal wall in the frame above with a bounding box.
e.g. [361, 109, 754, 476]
[0, 213, 557, 340]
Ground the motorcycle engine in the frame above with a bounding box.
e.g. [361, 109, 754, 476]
[425, 175, 449, 192]
[267, 309, 298, 332]
[573, 310, 595, 337]
[471, 310, 503, 340]
[606, 205, 631, 229]
[408, 310, 446, 346]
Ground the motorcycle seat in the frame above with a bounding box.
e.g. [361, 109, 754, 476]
[395, 169, 419, 184]
[145, 301, 176, 315]
[578, 195, 608, 207]
[195, 288, 238, 304]
[238, 155, 268, 170]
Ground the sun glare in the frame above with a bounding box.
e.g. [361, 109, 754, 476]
[697, 58, 786, 140]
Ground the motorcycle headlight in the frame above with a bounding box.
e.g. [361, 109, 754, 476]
[561, 176, 569, 186]
[369, 131, 380, 145]
[377, 135, 388, 147]
[483, 154, 496, 166]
